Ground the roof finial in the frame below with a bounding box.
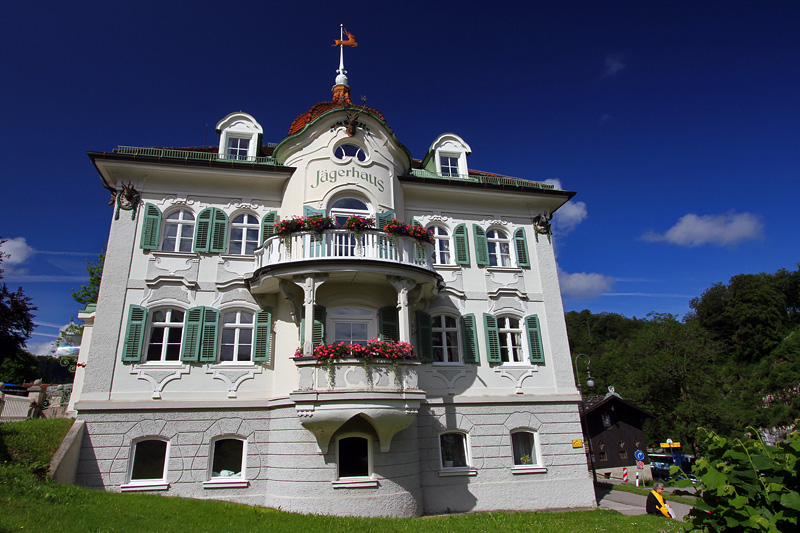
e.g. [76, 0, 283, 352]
[332, 24, 357, 88]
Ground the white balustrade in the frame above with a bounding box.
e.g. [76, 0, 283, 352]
[255, 229, 434, 271]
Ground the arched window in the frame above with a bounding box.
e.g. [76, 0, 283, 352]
[498, 316, 524, 363]
[334, 143, 367, 162]
[210, 437, 246, 479]
[130, 439, 168, 482]
[429, 225, 451, 265]
[440, 432, 469, 469]
[337, 435, 371, 478]
[146, 308, 184, 362]
[161, 209, 195, 252]
[486, 229, 511, 267]
[329, 197, 372, 257]
[228, 213, 260, 255]
[220, 310, 254, 362]
[432, 314, 460, 363]
[511, 430, 538, 466]
[330, 307, 375, 346]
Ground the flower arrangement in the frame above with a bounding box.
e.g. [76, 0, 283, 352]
[304, 215, 336, 233]
[382, 219, 434, 244]
[274, 216, 305, 236]
[274, 214, 433, 244]
[342, 215, 375, 232]
[295, 338, 416, 362]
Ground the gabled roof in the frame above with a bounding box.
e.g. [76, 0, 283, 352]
[583, 389, 655, 419]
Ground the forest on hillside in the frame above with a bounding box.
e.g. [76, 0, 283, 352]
[566, 264, 800, 452]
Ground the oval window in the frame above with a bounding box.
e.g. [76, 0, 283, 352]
[334, 144, 366, 162]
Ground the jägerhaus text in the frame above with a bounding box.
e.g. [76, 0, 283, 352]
[311, 167, 385, 192]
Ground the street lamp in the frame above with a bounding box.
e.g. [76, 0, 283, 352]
[574, 353, 597, 483]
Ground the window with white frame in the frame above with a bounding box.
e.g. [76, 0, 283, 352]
[226, 137, 250, 160]
[130, 439, 168, 482]
[430, 225, 452, 265]
[228, 213, 260, 255]
[498, 316, 524, 363]
[337, 435, 371, 478]
[432, 315, 461, 363]
[146, 309, 184, 362]
[511, 430, 538, 466]
[440, 432, 469, 469]
[487, 229, 512, 267]
[161, 209, 195, 252]
[330, 307, 374, 346]
[440, 155, 460, 177]
[220, 310, 254, 363]
[210, 437, 245, 479]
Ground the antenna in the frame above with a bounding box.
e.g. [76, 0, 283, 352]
[204, 123, 208, 146]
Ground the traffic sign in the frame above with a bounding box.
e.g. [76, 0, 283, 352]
[634, 450, 645, 461]
[660, 442, 681, 448]
[637, 460, 645, 469]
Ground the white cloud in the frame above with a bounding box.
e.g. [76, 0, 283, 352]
[642, 212, 764, 247]
[0, 237, 34, 264]
[602, 54, 626, 78]
[558, 268, 615, 300]
[553, 200, 588, 235]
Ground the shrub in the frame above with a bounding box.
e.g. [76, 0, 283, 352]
[683, 424, 799, 531]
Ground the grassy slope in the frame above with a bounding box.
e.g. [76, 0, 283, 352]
[0, 419, 684, 533]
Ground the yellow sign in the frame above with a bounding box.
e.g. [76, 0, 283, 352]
[572, 439, 584, 448]
[660, 442, 681, 448]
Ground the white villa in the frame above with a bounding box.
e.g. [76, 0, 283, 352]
[69, 52, 595, 516]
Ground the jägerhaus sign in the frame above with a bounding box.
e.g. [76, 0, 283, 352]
[310, 167, 385, 193]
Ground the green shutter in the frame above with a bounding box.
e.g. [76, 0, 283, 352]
[483, 313, 501, 363]
[417, 311, 433, 362]
[253, 308, 273, 362]
[376, 210, 396, 230]
[140, 203, 162, 250]
[301, 306, 327, 346]
[303, 205, 324, 217]
[261, 211, 277, 243]
[460, 314, 480, 364]
[474, 225, 489, 266]
[199, 307, 219, 362]
[194, 208, 213, 252]
[209, 209, 228, 253]
[121, 305, 147, 362]
[379, 305, 400, 341]
[525, 314, 545, 363]
[453, 224, 470, 266]
[181, 307, 204, 362]
[514, 228, 530, 268]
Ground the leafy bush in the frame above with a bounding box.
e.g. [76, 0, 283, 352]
[684, 425, 799, 531]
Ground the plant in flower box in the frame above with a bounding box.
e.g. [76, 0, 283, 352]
[274, 216, 305, 236]
[382, 218, 410, 237]
[407, 223, 434, 244]
[342, 215, 374, 233]
[303, 215, 336, 233]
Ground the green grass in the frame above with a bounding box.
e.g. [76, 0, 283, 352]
[0, 417, 74, 475]
[0, 420, 684, 533]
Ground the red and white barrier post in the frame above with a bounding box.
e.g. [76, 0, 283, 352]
[635, 471, 640, 487]
[622, 467, 628, 483]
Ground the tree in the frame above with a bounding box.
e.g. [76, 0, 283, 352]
[52, 252, 104, 355]
[0, 238, 38, 383]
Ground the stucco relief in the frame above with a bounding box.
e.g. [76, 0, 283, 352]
[217, 257, 257, 283]
[485, 269, 525, 294]
[487, 295, 526, 316]
[205, 364, 263, 398]
[214, 287, 257, 307]
[130, 364, 191, 399]
[158, 195, 198, 207]
[142, 285, 192, 306]
[492, 365, 540, 393]
[147, 253, 199, 283]
[425, 365, 471, 391]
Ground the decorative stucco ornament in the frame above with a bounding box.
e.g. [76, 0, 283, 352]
[110, 182, 141, 220]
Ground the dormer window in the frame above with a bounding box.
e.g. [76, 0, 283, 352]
[226, 137, 250, 160]
[440, 155, 459, 177]
[422, 133, 472, 179]
[216, 112, 263, 162]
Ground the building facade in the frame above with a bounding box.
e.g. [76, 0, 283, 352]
[70, 65, 595, 516]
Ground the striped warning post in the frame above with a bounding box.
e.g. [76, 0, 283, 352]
[622, 467, 628, 483]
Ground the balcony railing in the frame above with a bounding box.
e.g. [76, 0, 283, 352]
[114, 146, 279, 166]
[254, 229, 434, 271]
[408, 168, 555, 190]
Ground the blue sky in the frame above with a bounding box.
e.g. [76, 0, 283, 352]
[1, 1, 798, 355]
